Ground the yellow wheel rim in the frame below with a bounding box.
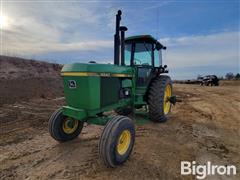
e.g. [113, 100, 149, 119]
[62, 118, 79, 134]
[117, 130, 131, 155]
[164, 84, 172, 115]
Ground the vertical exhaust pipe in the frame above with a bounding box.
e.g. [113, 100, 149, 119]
[114, 10, 122, 65]
[120, 26, 128, 65]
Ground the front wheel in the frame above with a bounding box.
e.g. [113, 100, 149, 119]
[48, 108, 84, 142]
[99, 116, 135, 167]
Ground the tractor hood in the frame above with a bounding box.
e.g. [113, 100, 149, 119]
[60, 63, 133, 113]
[61, 63, 133, 77]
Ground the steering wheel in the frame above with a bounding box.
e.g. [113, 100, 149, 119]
[134, 58, 142, 65]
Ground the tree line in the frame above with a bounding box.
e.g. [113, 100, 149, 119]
[224, 73, 240, 80]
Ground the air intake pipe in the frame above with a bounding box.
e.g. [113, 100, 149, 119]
[120, 26, 128, 65]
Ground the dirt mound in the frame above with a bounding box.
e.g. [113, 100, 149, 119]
[0, 55, 62, 80]
[0, 56, 63, 105]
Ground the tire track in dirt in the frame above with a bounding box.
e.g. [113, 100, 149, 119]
[174, 84, 240, 179]
[0, 130, 101, 179]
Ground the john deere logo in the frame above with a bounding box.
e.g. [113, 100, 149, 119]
[68, 80, 77, 89]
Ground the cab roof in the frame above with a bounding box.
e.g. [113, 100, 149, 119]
[125, 35, 166, 49]
[125, 35, 157, 42]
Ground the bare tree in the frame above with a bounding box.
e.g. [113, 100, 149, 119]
[225, 72, 234, 80]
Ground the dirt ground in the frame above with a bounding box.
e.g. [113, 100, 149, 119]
[0, 84, 239, 180]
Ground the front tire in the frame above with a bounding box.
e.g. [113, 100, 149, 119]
[48, 108, 84, 142]
[148, 75, 172, 122]
[99, 116, 135, 167]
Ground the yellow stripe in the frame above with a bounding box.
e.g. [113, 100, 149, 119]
[111, 74, 132, 77]
[61, 72, 98, 76]
[61, 72, 132, 77]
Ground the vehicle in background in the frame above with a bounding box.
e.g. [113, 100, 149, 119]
[199, 75, 219, 86]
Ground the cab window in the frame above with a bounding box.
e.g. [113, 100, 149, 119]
[134, 43, 152, 66]
[124, 44, 131, 66]
[154, 49, 159, 67]
[154, 49, 162, 67]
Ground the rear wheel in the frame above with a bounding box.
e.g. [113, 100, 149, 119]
[148, 75, 172, 122]
[99, 116, 135, 167]
[49, 108, 84, 142]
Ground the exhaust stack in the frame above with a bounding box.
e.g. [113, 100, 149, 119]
[120, 26, 128, 65]
[114, 10, 122, 65]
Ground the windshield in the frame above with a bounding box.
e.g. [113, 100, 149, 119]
[134, 43, 152, 66]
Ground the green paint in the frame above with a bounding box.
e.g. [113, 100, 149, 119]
[87, 116, 113, 126]
[62, 106, 87, 121]
[122, 79, 132, 88]
[63, 76, 100, 110]
[88, 99, 132, 116]
[62, 63, 133, 75]
[62, 98, 131, 123]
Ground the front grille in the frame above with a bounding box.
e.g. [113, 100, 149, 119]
[100, 77, 120, 107]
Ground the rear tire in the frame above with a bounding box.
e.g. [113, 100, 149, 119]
[99, 116, 135, 167]
[148, 75, 172, 122]
[49, 108, 84, 142]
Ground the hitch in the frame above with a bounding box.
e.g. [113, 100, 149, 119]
[168, 96, 177, 105]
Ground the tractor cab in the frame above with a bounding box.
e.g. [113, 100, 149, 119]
[124, 35, 166, 67]
[124, 35, 167, 87]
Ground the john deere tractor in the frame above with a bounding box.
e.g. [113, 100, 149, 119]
[49, 10, 176, 167]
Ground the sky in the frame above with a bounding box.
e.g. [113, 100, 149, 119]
[0, 0, 239, 79]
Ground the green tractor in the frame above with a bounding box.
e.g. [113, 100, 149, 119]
[49, 10, 176, 167]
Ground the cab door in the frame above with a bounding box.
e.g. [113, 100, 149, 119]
[133, 42, 154, 87]
[132, 42, 154, 105]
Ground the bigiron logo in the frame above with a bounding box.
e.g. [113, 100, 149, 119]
[181, 161, 237, 179]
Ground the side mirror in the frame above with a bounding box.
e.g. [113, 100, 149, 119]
[156, 43, 167, 50]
